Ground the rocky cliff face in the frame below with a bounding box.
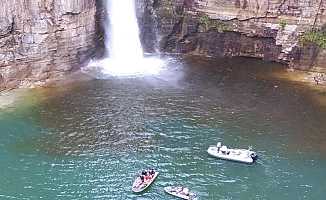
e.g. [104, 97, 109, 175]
[0, 0, 99, 90]
[140, 0, 326, 70]
[1, 0, 325, 90]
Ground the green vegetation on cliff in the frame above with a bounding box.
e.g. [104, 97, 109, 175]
[198, 14, 230, 32]
[279, 19, 287, 30]
[300, 29, 326, 49]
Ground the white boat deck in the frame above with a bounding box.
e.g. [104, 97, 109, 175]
[207, 143, 257, 164]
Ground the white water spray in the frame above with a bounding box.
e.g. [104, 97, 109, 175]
[106, 0, 143, 60]
[87, 0, 163, 77]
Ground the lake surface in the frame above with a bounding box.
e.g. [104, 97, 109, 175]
[1, 56, 325, 199]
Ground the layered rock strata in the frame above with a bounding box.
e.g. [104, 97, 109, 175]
[140, 0, 326, 71]
[0, 0, 99, 90]
[1, 0, 326, 90]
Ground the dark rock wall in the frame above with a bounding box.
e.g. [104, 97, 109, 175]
[1, 0, 326, 90]
[137, 0, 159, 53]
[139, 0, 326, 70]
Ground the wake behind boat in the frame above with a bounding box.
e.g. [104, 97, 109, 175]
[132, 169, 159, 193]
[207, 142, 258, 164]
[164, 186, 197, 200]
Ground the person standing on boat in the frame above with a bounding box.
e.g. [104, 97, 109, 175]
[134, 175, 145, 188]
[217, 142, 222, 152]
[149, 169, 155, 176]
[181, 188, 190, 196]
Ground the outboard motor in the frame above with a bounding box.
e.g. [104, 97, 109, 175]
[250, 152, 258, 160]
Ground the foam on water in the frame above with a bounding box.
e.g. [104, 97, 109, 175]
[87, 56, 164, 77]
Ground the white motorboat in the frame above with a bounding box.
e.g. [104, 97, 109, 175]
[164, 186, 197, 200]
[132, 170, 159, 193]
[207, 142, 257, 164]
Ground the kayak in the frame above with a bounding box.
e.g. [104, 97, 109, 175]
[164, 186, 197, 200]
[132, 171, 159, 193]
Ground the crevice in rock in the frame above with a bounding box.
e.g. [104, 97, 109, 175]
[9, 17, 15, 34]
[277, 0, 288, 15]
[313, 0, 324, 30]
[62, 11, 81, 16]
[161, 16, 185, 51]
[223, 15, 278, 22]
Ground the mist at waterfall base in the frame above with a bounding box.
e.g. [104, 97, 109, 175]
[86, 0, 164, 77]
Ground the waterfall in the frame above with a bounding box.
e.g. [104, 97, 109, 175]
[86, 0, 163, 77]
[105, 0, 143, 60]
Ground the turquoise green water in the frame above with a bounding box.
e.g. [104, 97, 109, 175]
[1, 56, 326, 199]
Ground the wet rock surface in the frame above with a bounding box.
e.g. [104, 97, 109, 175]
[1, 0, 326, 89]
[139, 0, 326, 71]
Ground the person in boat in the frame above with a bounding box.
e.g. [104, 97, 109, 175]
[140, 170, 151, 182]
[135, 175, 145, 188]
[140, 175, 145, 183]
[217, 142, 222, 152]
[145, 172, 153, 181]
[220, 145, 228, 154]
[180, 187, 190, 196]
[149, 169, 155, 176]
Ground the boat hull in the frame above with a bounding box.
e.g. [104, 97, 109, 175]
[207, 147, 255, 164]
[164, 186, 197, 200]
[132, 172, 159, 193]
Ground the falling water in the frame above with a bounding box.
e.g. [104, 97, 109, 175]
[105, 0, 143, 60]
[86, 0, 164, 77]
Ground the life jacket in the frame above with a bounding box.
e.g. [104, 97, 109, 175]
[145, 175, 151, 181]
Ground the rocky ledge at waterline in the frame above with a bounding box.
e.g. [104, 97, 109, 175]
[1, 0, 326, 90]
[138, 0, 326, 73]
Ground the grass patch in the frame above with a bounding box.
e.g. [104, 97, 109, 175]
[300, 25, 326, 49]
[300, 30, 326, 49]
[279, 19, 287, 30]
[198, 14, 231, 32]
